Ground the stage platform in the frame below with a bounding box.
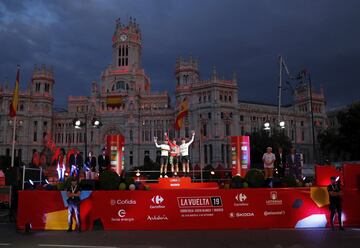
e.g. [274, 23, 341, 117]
[15, 164, 360, 231]
[145, 177, 219, 190]
[16, 187, 360, 231]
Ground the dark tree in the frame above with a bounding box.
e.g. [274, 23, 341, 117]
[250, 129, 292, 168]
[319, 102, 360, 161]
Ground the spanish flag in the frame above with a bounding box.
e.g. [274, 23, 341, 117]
[9, 66, 20, 118]
[106, 95, 123, 107]
[175, 97, 189, 130]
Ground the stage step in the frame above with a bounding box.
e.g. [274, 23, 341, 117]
[145, 177, 219, 190]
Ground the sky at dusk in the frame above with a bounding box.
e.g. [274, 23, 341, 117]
[0, 0, 359, 109]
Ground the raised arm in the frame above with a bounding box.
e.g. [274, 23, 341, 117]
[187, 131, 195, 146]
[154, 137, 161, 148]
[164, 132, 171, 146]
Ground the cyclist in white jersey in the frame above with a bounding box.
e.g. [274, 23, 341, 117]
[154, 136, 170, 178]
[180, 131, 195, 177]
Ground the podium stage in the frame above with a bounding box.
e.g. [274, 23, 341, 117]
[16, 187, 360, 231]
[16, 164, 360, 231]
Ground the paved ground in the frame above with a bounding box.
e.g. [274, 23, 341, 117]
[0, 223, 359, 248]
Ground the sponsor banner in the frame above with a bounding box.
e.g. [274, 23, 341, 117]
[16, 188, 360, 231]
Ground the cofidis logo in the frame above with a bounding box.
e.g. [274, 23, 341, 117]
[110, 199, 136, 206]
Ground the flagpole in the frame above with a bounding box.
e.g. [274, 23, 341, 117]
[200, 128, 203, 183]
[197, 105, 203, 182]
[278, 55, 283, 125]
[11, 115, 17, 167]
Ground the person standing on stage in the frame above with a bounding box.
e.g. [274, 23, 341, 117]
[262, 147, 276, 181]
[67, 177, 81, 232]
[31, 149, 40, 168]
[40, 150, 47, 168]
[56, 148, 66, 182]
[98, 148, 110, 175]
[275, 147, 286, 178]
[180, 130, 195, 177]
[69, 150, 83, 181]
[84, 151, 96, 179]
[154, 136, 170, 178]
[286, 147, 302, 180]
[165, 132, 180, 177]
[327, 176, 344, 230]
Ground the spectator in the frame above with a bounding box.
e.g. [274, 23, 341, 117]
[40, 151, 47, 168]
[31, 150, 40, 168]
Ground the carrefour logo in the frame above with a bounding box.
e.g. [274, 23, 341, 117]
[235, 193, 247, 202]
[234, 193, 249, 207]
[152, 195, 164, 205]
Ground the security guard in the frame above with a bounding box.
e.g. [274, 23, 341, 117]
[67, 178, 81, 232]
[327, 176, 344, 230]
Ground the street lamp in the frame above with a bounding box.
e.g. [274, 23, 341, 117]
[264, 122, 271, 131]
[72, 115, 102, 157]
[73, 119, 83, 129]
[279, 121, 285, 129]
[91, 118, 102, 128]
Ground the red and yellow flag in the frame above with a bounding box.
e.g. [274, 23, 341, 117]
[9, 66, 20, 118]
[106, 95, 123, 107]
[175, 98, 189, 130]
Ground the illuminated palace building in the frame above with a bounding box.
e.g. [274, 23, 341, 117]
[0, 18, 327, 168]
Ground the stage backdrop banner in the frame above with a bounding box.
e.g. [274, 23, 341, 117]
[17, 187, 360, 231]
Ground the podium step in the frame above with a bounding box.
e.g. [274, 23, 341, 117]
[146, 177, 219, 190]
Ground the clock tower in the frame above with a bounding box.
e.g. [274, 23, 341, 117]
[101, 17, 150, 95]
[112, 17, 142, 69]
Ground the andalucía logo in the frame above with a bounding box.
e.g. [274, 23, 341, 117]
[266, 191, 283, 206]
[177, 196, 222, 208]
[150, 195, 165, 209]
[147, 215, 169, 221]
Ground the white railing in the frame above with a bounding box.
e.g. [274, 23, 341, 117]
[21, 166, 43, 190]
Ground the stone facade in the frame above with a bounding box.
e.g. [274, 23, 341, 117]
[0, 65, 54, 165]
[0, 18, 327, 168]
